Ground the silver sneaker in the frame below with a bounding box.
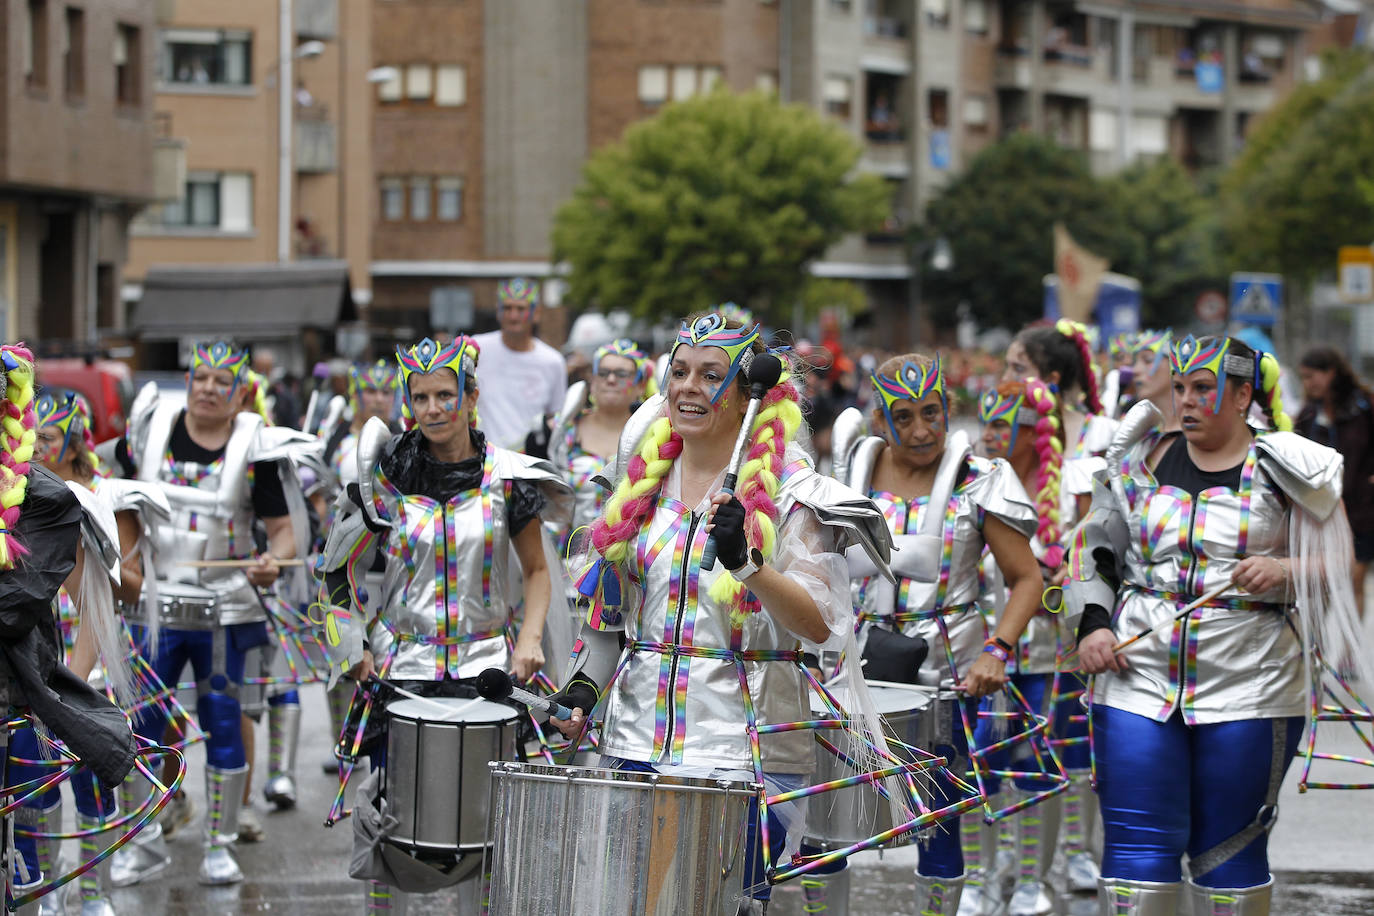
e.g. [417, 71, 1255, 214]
[198, 845, 243, 886]
[1065, 850, 1100, 894]
[108, 821, 172, 888]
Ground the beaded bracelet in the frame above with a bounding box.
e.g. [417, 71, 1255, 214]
[982, 639, 1011, 664]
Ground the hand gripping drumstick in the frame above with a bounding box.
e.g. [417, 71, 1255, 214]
[1111, 580, 1231, 655]
[700, 353, 785, 571]
[476, 668, 575, 721]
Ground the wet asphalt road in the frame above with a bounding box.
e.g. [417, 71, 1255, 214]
[61, 679, 1371, 915]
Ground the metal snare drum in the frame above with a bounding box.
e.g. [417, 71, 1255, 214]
[132, 582, 218, 629]
[383, 696, 519, 854]
[487, 762, 756, 916]
[806, 681, 947, 847]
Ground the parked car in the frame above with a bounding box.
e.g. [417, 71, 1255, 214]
[36, 359, 135, 444]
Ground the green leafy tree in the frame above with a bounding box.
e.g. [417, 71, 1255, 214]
[922, 133, 1136, 330]
[1104, 158, 1222, 328]
[1218, 49, 1374, 285]
[552, 90, 889, 323]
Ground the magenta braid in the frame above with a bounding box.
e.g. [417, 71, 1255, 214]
[1024, 378, 1065, 568]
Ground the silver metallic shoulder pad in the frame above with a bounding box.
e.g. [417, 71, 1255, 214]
[356, 417, 400, 528]
[846, 436, 885, 493]
[1063, 454, 1107, 498]
[830, 407, 868, 486]
[125, 381, 161, 469]
[95, 478, 172, 523]
[1080, 414, 1120, 456]
[1101, 369, 1122, 419]
[548, 381, 589, 470]
[963, 456, 1037, 540]
[319, 497, 374, 572]
[136, 397, 183, 481]
[251, 425, 324, 466]
[1255, 431, 1344, 521]
[491, 447, 575, 529]
[1106, 399, 1163, 470]
[920, 429, 972, 536]
[317, 395, 349, 445]
[592, 393, 666, 492]
[66, 481, 122, 582]
[780, 447, 894, 582]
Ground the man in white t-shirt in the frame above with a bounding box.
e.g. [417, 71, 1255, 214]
[472, 277, 568, 450]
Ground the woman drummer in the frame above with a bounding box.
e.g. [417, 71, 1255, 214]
[547, 338, 652, 556]
[822, 355, 1045, 915]
[1070, 336, 1369, 915]
[552, 314, 906, 914]
[317, 335, 572, 915]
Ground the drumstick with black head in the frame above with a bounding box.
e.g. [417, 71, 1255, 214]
[476, 668, 575, 720]
[700, 352, 784, 571]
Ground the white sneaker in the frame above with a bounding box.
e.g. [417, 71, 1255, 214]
[237, 803, 265, 844]
[158, 789, 195, 838]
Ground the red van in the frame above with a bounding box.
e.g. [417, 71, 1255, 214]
[35, 359, 135, 444]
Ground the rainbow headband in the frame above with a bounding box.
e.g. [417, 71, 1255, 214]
[396, 336, 480, 413]
[1108, 333, 1137, 361]
[1135, 329, 1172, 373]
[349, 359, 399, 401]
[594, 338, 650, 383]
[190, 340, 250, 397]
[36, 390, 86, 465]
[1170, 335, 1256, 414]
[666, 313, 761, 405]
[871, 355, 947, 439]
[498, 277, 540, 312]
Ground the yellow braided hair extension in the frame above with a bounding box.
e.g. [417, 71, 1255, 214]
[0, 346, 38, 570]
[245, 370, 272, 425]
[591, 415, 680, 566]
[1257, 351, 1293, 432]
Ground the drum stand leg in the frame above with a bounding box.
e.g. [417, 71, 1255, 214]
[365, 880, 407, 915]
[263, 700, 301, 810]
[1006, 789, 1061, 916]
[800, 868, 849, 915]
[1061, 771, 1100, 894]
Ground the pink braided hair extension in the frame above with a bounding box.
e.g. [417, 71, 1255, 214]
[1063, 324, 1103, 414]
[0, 345, 37, 566]
[588, 425, 683, 554]
[1024, 379, 1065, 568]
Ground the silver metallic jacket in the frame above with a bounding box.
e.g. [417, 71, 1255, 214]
[593, 433, 891, 775]
[321, 419, 572, 682]
[546, 381, 608, 554]
[832, 410, 1037, 679]
[1067, 402, 1343, 723]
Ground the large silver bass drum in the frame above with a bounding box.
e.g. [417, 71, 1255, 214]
[486, 762, 757, 916]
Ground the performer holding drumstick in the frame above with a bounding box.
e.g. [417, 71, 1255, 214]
[1068, 335, 1374, 915]
[316, 336, 571, 916]
[551, 312, 897, 915]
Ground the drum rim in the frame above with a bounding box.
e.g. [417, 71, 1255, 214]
[488, 760, 761, 794]
[387, 696, 521, 724]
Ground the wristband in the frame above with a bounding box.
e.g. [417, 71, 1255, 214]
[982, 639, 1011, 664]
[992, 636, 1013, 653]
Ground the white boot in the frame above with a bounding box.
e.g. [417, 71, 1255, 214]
[915, 872, 966, 916]
[1097, 877, 1181, 916]
[1062, 771, 1101, 893]
[263, 701, 301, 810]
[1187, 877, 1273, 916]
[110, 769, 173, 888]
[71, 812, 118, 916]
[198, 765, 248, 886]
[800, 868, 850, 915]
[1007, 790, 1062, 916]
[958, 811, 1005, 916]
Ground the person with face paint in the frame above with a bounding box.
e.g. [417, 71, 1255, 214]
[472, 277, 569, 451]
[316, 336, 573, 915]
[33, 390, 199, 914]
[820, 355, 1043, 915]
[111, 339, 315, 887]
[547, 338, 653, 557]
[1067, 335, 1374, 915]
[548, 312, 900, 914]
[1004, 320, 1117, 461]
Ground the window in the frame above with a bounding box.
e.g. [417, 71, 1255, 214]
[409, 177, 431, 221]
[377, 66, 402, 101]
[963, 94, 988, 126]
[829, 0, 851, 11]
[405, 63, 431, 100]
[26, 0, 48, 90]
[162, 28, 250, 86]
[435, 64, 465, 106]
[671, 65, 697, 101]
[700, 66, 722, 93]
[148, 171, 252, 230]
[964, 0, 988, 34]
[437, 177, 464, 221]
[380, 178, 404, 221]
[63, 7, 83, 99]
[928, 88, 949, 127]
[755, 71, 778, 94]
[923, 0, 949, 28]
[115, 24, 140, 105]
[823, 74, 852, 120]
[638, 66, 668, 104]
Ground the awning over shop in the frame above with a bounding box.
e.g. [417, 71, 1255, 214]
[132, 261, 356, 340]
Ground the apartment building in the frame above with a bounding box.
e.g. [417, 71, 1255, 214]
[0, 0, 161, 346]
[122, 0, 372, 373]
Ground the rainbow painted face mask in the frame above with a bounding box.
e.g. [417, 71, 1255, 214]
[396, 336, 480, 421]
[665, 313, 760, 405]
[977, 384, 1037, 455]
[1170, 335, 1255, 415]
[189, 340, 250, 400]
[35, 390, 86, 465]
[349, 359, 399, 403]
[871, 355, 946, 440]
[593, 339, 650, 385]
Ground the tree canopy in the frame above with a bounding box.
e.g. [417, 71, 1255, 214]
[551, 90, 888, 323]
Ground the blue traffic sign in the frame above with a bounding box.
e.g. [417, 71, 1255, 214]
[1229, 272, 1282, 327]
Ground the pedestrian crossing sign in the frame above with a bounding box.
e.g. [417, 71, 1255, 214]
[1229, 272, 1282, 327]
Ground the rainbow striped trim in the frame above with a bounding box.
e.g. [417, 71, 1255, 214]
[667, 312, 761, 405]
